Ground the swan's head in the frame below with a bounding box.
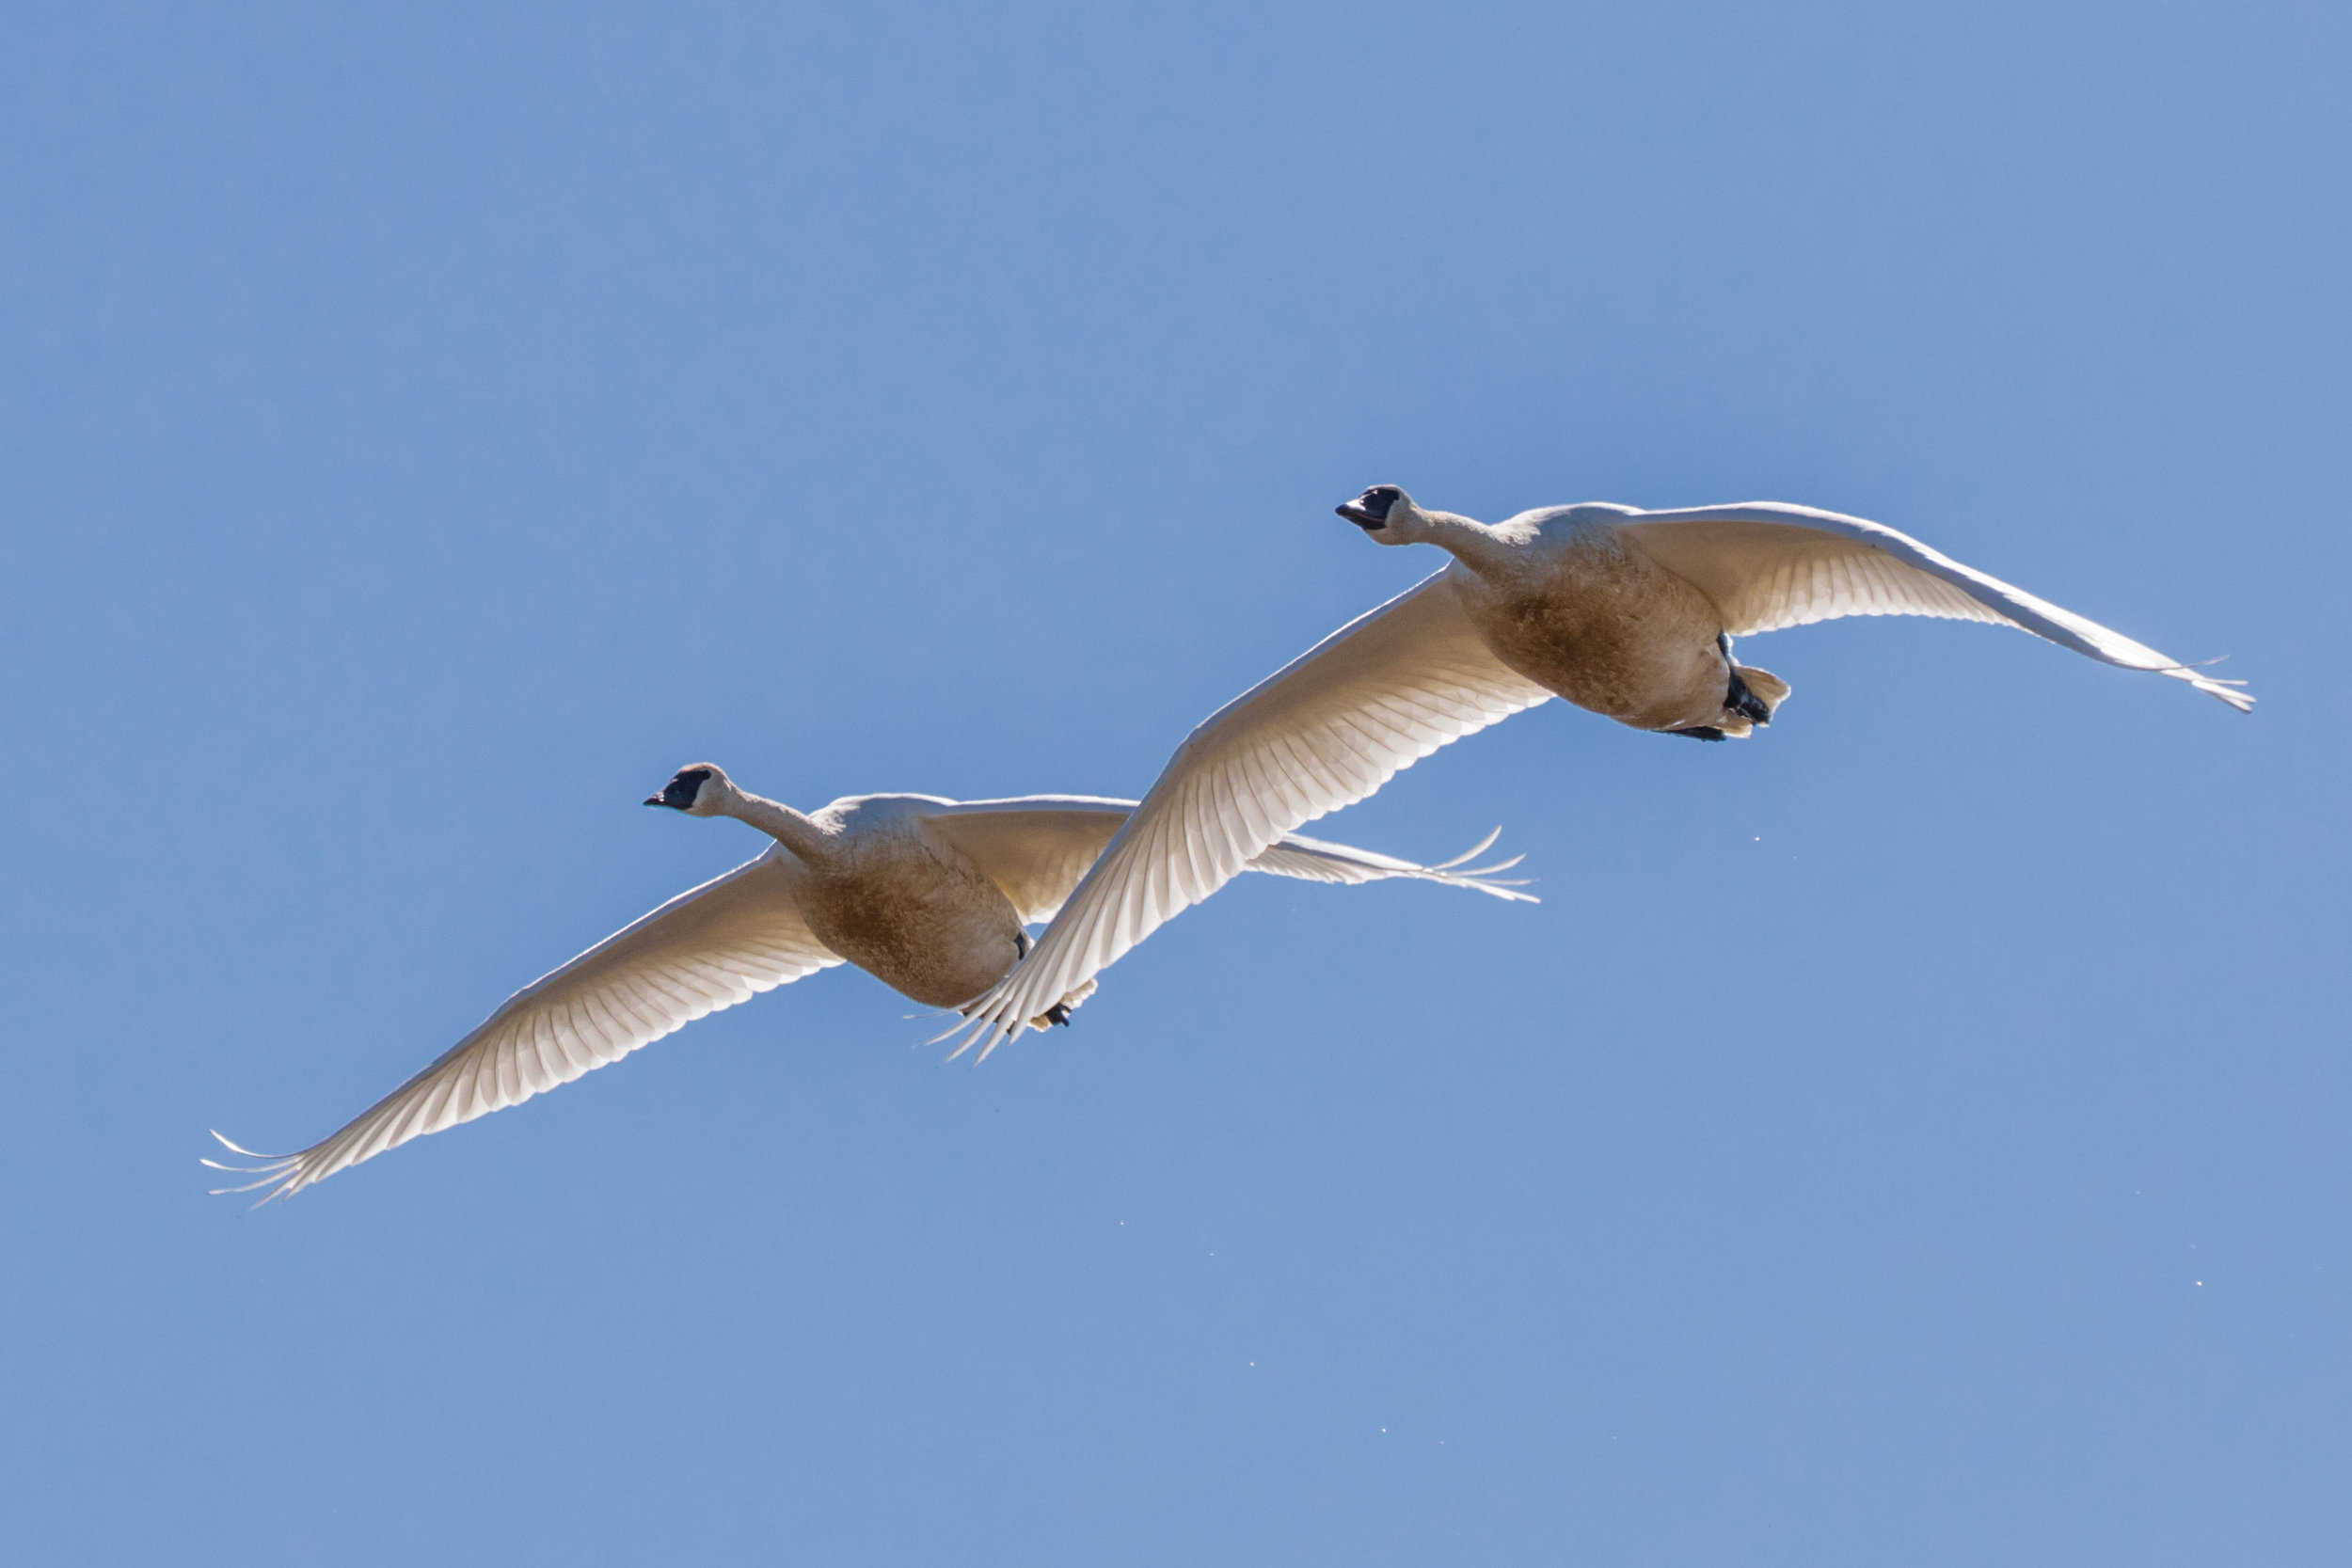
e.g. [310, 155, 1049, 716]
[644, 763, 730, 815]
[1334, 484, 1430, 545]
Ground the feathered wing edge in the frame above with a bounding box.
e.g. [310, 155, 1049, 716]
[1244, 824, 1535, 901]
[1618, 502, 2253, 711]
[204, 849, 841, 1203]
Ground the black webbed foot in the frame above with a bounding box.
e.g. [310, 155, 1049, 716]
[1725, 671, 1772, 726]
[1668, 725, 1728, 742]
[1043, 1003, 1073, 1027]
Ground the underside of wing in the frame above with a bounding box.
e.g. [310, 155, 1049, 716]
[1619, 513, 2010, 634]
[209, 847, 842, 1201]
[1618, 503, 2251, 710]
[922, 797, 1137, 923]
[950, 570, 1552, 1057]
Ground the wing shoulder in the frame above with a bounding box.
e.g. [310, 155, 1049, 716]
[920, 797, 1139, 923]
[1617, 505, 2012, 635]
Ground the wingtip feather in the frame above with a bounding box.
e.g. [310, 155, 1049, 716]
[202, 1131, 309, 1204]
[1428, 826, 1505, 872]
[208, 1130, 288, 1160]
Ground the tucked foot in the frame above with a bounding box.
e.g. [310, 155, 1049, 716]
[1668, 725, 1728, 742]
[1025, 978, 1098, 1031]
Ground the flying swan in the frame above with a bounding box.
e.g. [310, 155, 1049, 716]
[949, 486, 2251, 1057]
[208, 762, 1530, 1200]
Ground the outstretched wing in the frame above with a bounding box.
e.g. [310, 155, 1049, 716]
[1616, 501, 2252, 710]
[948, 570, 1551, 1058]
[209, 847, 842, 1201]
[925, 795, 1536, 923]
[922, 797, 1139, 923]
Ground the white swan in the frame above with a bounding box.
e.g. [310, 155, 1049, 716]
[951, 486, 2251, 1056]
[208, 762, 1531, 1201]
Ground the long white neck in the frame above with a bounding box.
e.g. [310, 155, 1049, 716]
[715, 785, 838, 868]
[1408, 507, 1517, 578]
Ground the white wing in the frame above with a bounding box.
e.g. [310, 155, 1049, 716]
[949, 571, 1551, 1058]
[1615, 502, 2252, 710]
[923, 795, 1536, 924]
[208, 847, 842, 1201]
[921, 797, 1139, 923]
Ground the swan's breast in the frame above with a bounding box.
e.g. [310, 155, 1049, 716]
[798, 822, 1026, 1008]
[1458, 531, 1728, 729]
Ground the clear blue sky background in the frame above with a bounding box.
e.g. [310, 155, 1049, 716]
[3, 4, 2345, 1562]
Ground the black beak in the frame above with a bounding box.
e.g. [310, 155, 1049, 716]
[1335, 484, 1402, 531]
[645, 767, 715, 811]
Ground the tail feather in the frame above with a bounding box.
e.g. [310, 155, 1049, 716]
[1737, 665, 1789, 707]
[1730, 664, 1790, 726]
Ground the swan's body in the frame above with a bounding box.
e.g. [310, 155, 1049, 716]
[1445, 514, 1735, 731]
[949, 487, 2250, 1056]
[783, 793, 1032, 1007]
[209, 764, 1530, 1201]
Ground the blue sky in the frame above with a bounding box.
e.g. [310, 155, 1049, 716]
[3, 3, 2346, 1562]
